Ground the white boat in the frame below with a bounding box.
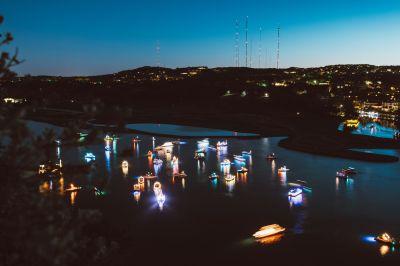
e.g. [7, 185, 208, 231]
[253, 224, 286, 239]
[162, 142, 173, 147]
[65, 184, 82, 192]
[288, 188, 302, 197]
[216, 140, 228, 147]
[266, 153, 277, 160]
[278, 166, 290, 172]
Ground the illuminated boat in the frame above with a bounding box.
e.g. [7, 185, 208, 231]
[133, 184, 141, 191]
[209, 172, 219, 180]
[194, 152, 205, 160]
[144, 172, 157, 180]
[291, 180, 312, 191]
[84, 152, 96, 163]
[278, 166, 290, 173]
[216, 140, 228, 147]
[336, 170, 349, 179]
[375, 233, 396, 245]
[153, 181, 162, 192]
[253, 224, 286, 239]
[242, 150, 252, 156]
[162, 142, 173, 147]
[65, 184, 82, 192]
[153, 158, 163, 165]
[266, 153, 277, 160]
[173, 171, 187, 178]
[132, 136, 141, 143]
[344, 119, 360, 129]
[344, 167, 357, 175]
[225, 174, 236, 182]
[121, 160, 129, 168]
[138, 176, 145, 184]
[237, 167, 248, 174]
[288, 188, 302, 197]
[147, 151, 153, 157]
[234, 155, 246, 162]
[104, 135, 114, 142]
[221, 159, 231, 166]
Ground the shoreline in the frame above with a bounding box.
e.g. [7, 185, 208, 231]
[26, 109, 400, 163]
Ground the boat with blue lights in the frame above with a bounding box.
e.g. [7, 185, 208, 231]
[209, 172, 219, 180]
[234, 155, 246, 162]
[288, 188, 302, 197]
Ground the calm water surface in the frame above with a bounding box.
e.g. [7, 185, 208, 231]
[34, 122, 400, 265]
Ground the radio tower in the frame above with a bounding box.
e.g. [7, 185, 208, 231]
[276, 26, 280, 69]
[235, 19, 240, 67]
[258, 27, 262, 68]
[245, 16, 248, 67]
[156, 40, 161, 67]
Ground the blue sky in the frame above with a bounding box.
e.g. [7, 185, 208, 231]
[3, 0, 400, 76]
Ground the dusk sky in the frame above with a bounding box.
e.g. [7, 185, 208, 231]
[3, 0, 400, 76]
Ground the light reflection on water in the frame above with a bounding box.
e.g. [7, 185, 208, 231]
[28, 121, 400, 259]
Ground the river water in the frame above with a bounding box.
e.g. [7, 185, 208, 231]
[33, 122, 400, 265]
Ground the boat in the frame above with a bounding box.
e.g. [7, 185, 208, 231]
[237, 167, 248, 174]
[242, 151, 252, 156]
[173, 171, 187, 178]
[162, 142, 173, 147]
[253, 224, 286, 239]
[278, 166, 290, 173]
[144, 173, 157, 180]
[344, 167, 357, 175]
[234, 155, 246, 162]
[153, 158, 163, 165]
[375, 233, 396, 245]
[84, 152, 96, 163]
[132, 136, 141, 143]
[194, 152, 205, 160]
[209, 172, 219, 180]
[220, 159, 231, 166]
[147, 151, 153, 157]
[294, 179, 312, 191]
[153, 181, 162, 192]
[216, 140, 228, 147]
[288, 188, 302, 197]
[65, 184, 82, 192]
[138, 176, 145, 184]
[266, 153, 277, 160]
[196, 148, 207, 154]
[121, 161, 129, 168]
[225, 174, 236, 182]
[104, 135, 114, 142]
[133, 184, 141, 191]
[336, 170, 349, 179]
[217, 139, 227, 146]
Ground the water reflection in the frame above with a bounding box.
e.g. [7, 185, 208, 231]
[105, 150, 111, 174]
[197, 160, 206, 175]
[380, 245, 390, 256]
[278, 172, 287, 186]
[70, 191, 77, 205]
[225, 179, 236, 193]
[289, 194, 303, 208]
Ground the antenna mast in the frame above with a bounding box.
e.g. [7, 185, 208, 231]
[276, 26, 280, 69]
[235, 19, 240, 67]
[258, 27, 262, 68]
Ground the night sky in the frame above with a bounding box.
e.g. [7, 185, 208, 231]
[3, 0, 400, 76]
